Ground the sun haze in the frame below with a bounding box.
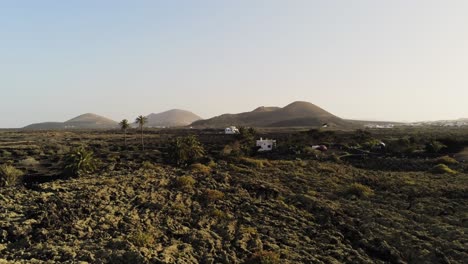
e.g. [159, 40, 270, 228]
[1, 0, 467, 128]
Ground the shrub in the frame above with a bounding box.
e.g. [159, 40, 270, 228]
[221, 141, 242, 157]
[340, 183, 374, 199]
[236, 127, 259, 155]
[203, 189, 224, 203]
[207, 160, 217, 168]
[362, 139, 383, 150]
[433, 156, 458, 165]
[387, 137, 415, 155]
[1, 150, 12, 158]
[190, 163, 211, 175]
[174, 175, 196, 189]
[62, 146, 98, 178]
[245, 251, 280, 264]
[0, 164, 24, 187]
[19, 157, 40, 167]
[167, 135, 205, 166]
[430, 164, 457, 174]
[128, 231, 155, 247]
[141, 161, 161, 171]
[425, 140, 446, 154]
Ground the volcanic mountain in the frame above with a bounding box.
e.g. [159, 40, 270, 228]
[191, 101, 350, 128]
[23, 113, 118, 130]
[146, 109, 202, 127]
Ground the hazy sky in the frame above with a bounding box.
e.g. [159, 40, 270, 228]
[1, 0, 468, 128]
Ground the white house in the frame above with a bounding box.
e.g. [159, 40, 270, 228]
[256, 138, 276, 152]
[225, 126, 240, 134]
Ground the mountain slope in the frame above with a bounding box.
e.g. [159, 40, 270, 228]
[23, 113, 118, 130]
[64, 113, 118, 129]
[23, 122, 66, 130]
[191, 101, 349, 128]
[146, 109, 202, 127]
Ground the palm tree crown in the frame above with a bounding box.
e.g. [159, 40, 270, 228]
[135, 115, 148, 128]
[119, 119, 130, 130]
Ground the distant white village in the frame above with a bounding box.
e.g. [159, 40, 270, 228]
[365, 119, 468, 129]
[406, 120, 468, 127]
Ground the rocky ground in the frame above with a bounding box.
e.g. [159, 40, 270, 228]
[1, 159, 466, 263]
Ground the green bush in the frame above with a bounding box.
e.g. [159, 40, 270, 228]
[425, 140, 446, 154]
[387, 137, 415, 155]
[167, 135, 205, 166]
[0, 164, 24, 187]
[362, 139, 383, 149]
[62, 146, 98, 178]
[430, 164, 457, 174]
[340, 183, 374, 199]
[235, 127, 259, 155]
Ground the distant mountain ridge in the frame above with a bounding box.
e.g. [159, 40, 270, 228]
[191, 101, 350, 128]
[22, 110, 203, 130]
[146, 109, 202, 127]
[23, 113, 118, 130]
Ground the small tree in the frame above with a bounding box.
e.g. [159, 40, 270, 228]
[135, 115, 148, 151]
[167, 135, 205, 166]
[63, 146, 98, 178]
[119, 119, 130, 149]
[235, 127, 258, 156]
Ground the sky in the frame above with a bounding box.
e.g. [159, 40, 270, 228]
[1, 0, 468, 128]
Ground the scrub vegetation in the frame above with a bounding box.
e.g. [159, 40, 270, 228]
[0, 127, 467, 263]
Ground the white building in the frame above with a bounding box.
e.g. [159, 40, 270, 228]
[256, 138, 276, 152]
[225, 126, 240, 134]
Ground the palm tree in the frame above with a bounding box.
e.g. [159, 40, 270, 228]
[168, 135, 205, 166]
[135, 115, 148, 151]
[119, 119, 130, 149]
